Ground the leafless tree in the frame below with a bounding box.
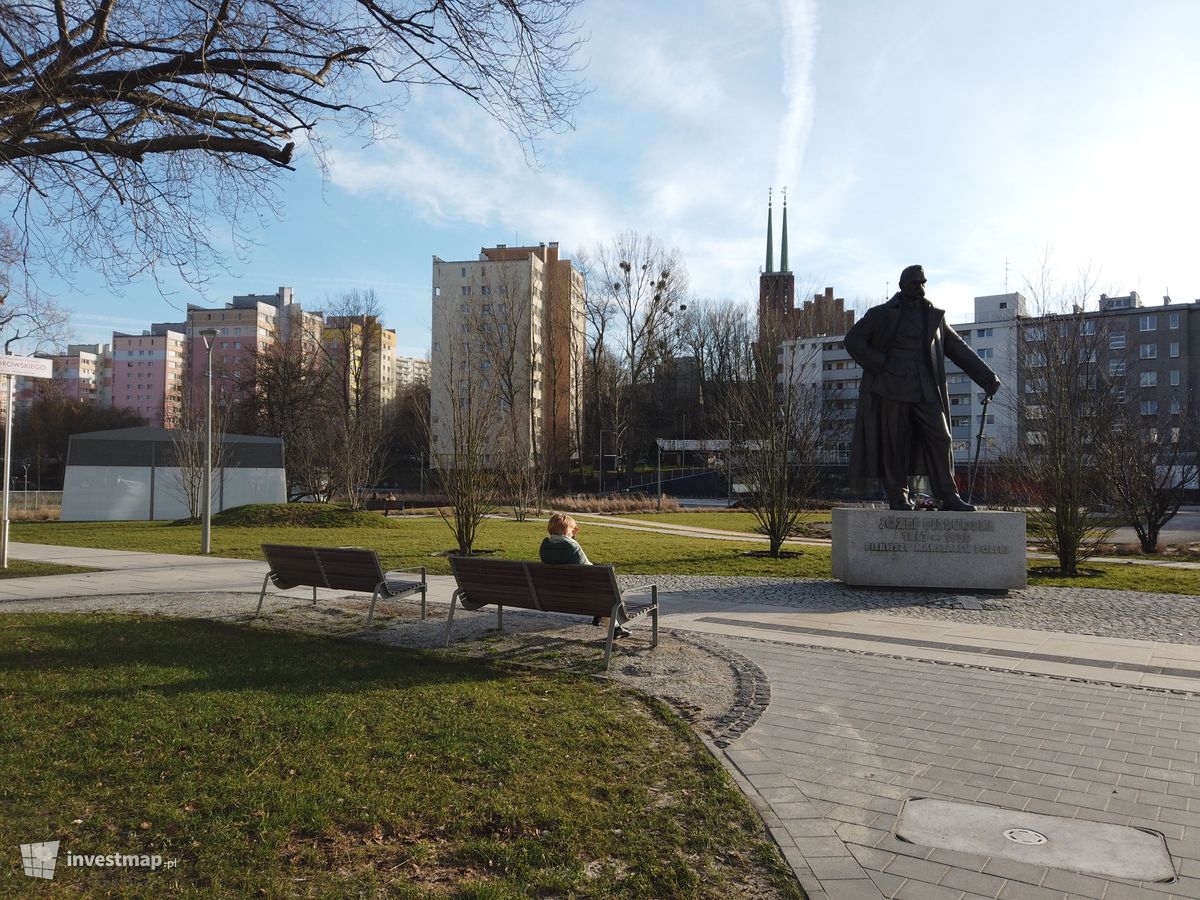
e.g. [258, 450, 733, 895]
[235, 323, 331, 498]
[677, 297, 754, 435]
[318, 290, 391, 509]
[428, 332, 501, 554]
[1005, 261, 1119, 575]
[590, 232, 688, 473]
[168, 385, 233, 519]
[0, 0, 585, 288]
[1, 226, 70, 352]
[1100, 391, 1198, 553]
[474, 265, 545, 519]
[726, 309, 831, 557]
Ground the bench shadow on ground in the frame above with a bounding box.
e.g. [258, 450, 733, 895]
[0, 613, 519, 701]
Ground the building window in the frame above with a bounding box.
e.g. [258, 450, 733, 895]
[1169, 342, 1179, 358]
[1140, 344, 1158, 360]
[1170, 370, 1180, 386]
[1080, 320, 1096, 335]
[976, 328, 993, 337]
[977, 348, 993, 359]
[1141, 400, 1158, 416]
[1139, 315, 1157, 332]
[1170, 398, 1182, 415]
[1169, 313, 1180, 329]
[1109, 360, 1126, 376]
[460, 286, 471, 296]
[1109, 332, 1126, 350]
[460, 267, 467, 277]
[977, 414, 995, 425]
[951, 415, 970, 428]
[1140, 371, 1158, 388]
[481, 286, 491, 296]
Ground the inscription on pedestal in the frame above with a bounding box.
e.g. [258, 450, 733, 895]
[833, 508, 1027, 590]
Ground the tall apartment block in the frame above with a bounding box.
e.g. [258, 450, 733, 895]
[324, 315, 399, 413]
[430, 241, 585, 470]
[185, 286, 323, 411]
[112, 325, 187, 426]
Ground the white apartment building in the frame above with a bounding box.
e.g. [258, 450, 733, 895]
[396, 355, 431, 388]
[780, 292, 1026, 467]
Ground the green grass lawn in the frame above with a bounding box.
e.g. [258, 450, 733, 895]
[11, 518, 837, 579]
[11, 516, 1198, 594]
[580, 510, 830, 535]
[0, 614, 803, 898]
[0, 560, 97, 579]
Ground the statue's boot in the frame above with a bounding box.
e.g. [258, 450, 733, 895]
[886, 487, 914, 510]
[939, 494, 977, 512]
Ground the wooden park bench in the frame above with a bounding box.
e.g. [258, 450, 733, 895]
[257, 544, 427, 627]
[446, 557, 659, 671]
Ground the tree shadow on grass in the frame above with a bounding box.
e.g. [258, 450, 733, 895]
[0, 614, 515, 699]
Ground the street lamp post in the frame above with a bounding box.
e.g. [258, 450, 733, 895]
[21, 463, 29, 511]
[199, 329, 218, 554]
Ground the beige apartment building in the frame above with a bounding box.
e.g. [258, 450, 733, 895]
[430, 242, 585, 471]
[323, 315, 398, 414]
[185, 287, 323, 411]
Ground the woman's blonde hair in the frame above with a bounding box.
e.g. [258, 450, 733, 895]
[547, 512, 577, 535]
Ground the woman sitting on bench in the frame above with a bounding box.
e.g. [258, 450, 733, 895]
[540, 513, 630, 637]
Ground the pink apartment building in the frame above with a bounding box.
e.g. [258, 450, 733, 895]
[111, 326, 187, 427]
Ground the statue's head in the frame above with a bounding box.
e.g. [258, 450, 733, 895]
[899, 264, 926, 299]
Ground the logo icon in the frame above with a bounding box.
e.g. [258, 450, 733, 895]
[20, 841, 60, 880]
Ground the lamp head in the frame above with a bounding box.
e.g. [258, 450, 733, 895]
[199, 328, 218, 350]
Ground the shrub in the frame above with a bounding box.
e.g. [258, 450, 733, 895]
[551, 494, 681, 514]
[209, 503, 400, 528]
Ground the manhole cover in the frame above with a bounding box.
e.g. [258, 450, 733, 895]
[895, 798, 1175, 882]
[1004, 828, 1047, 845]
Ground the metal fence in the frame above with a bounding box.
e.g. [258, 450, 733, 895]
[5, 491, 63, 510]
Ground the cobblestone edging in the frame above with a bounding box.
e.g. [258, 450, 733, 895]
[673, 633, 771, 748]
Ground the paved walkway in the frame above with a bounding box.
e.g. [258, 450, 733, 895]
[4, 542, 1200, 898]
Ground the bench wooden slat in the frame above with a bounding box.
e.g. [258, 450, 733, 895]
[262, 544, 324, 590]
[526, 563, 621, 617]
[318, 548, 386, 593]
[449, 557, 537, 608]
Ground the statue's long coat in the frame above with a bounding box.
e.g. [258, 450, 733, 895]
[844, 292, 999, 480]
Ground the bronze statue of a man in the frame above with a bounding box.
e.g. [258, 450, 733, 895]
[845, 265, 1000, 511]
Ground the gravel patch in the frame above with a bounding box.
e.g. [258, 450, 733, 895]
[618, 574, 1200, 644]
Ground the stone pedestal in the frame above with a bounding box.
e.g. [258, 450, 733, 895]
[832, 507, 1027, 590]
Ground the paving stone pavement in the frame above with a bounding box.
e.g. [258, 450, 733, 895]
[720, 638, 1200, 900]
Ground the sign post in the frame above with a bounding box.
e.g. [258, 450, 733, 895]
[0, 355, 53, 568]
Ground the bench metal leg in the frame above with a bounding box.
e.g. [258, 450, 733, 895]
[603, 615, 617, 672]
[255, 573, 272, 618]
[497, 605, 503, 631]
[651, 585, 659, 648]
[367, 586, 381, 628]
[419, 568, 427, 621]
[312, 585, 318, 604]
[445, 590, 461, 647]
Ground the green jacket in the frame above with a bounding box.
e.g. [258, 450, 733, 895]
[539, 535, 591, 565]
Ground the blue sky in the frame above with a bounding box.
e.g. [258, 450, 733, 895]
[48, 0, 1200, 358]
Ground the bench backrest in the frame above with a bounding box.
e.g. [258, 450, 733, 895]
[449, 557, 537, 608]
[526, 563, 622, 617]
[262, 544, 385, 592]
[448, 556, 620, 616]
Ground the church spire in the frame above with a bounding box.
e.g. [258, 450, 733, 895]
[765, 188, 774, 273]
[780, 187, 789, 273]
